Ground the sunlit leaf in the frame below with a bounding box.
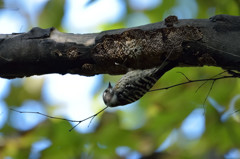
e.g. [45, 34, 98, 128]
[4, 78, 43, 106]
[38, 0, 65, 29]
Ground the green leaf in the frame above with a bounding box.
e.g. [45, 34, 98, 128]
[0, 0, 3, 8]
[4, 78, 43, 106]
[38, 0, 65, 29]
[144, 0, 177, 22]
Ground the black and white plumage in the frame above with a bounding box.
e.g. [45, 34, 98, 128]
[103, 62, 175, 107]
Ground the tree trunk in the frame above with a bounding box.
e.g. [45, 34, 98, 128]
[0, 14, 239, 79]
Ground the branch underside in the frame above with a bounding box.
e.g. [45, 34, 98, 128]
[0, 14, 239, 79]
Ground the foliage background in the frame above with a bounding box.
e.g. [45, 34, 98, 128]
[0, 0, 240, 159]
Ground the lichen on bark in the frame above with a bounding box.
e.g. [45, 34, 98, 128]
[92, 25, 203, 70]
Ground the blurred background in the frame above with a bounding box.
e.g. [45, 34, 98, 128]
[0, 0, 240, 158]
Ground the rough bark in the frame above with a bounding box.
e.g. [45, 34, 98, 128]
[0, 14, 239, 79]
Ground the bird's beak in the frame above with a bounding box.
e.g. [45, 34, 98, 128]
[108, 82, 112, 88]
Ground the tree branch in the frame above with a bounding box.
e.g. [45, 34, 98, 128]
[0, 14, 240, 79]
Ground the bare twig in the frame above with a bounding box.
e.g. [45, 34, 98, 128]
[195, 71, 227, 93]
[194, 71, 227, 114]
[177, 72, 191, 81]
[10, 108, 78, 122]
[232, 109, 240, 114]
[202, 80, 215, 114]
[150, 71, 235, 115]
[149, 75, 235, 92]
[69, 106, 108, 131]
[10, 106, 109, 132]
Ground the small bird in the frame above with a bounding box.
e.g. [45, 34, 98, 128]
[103, 61, 176, 107]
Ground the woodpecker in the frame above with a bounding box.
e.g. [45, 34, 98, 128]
[103, 62, 175, 107]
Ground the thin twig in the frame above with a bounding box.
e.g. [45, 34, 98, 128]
[69, 106, 108, 132]
[10, 106, 109, 132]
[231, 109, 240, 115]
[88, 116, 95, 128]
[149, 75, 234, 92]
[195, 70, 227, 93]
[177, 72, 191, 81]
[227, 70, 240, 77]
[202, 80, 215, 114]
[10, 108, 79, 122]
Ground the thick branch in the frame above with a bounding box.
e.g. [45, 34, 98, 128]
[0, 14, 239, 78]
